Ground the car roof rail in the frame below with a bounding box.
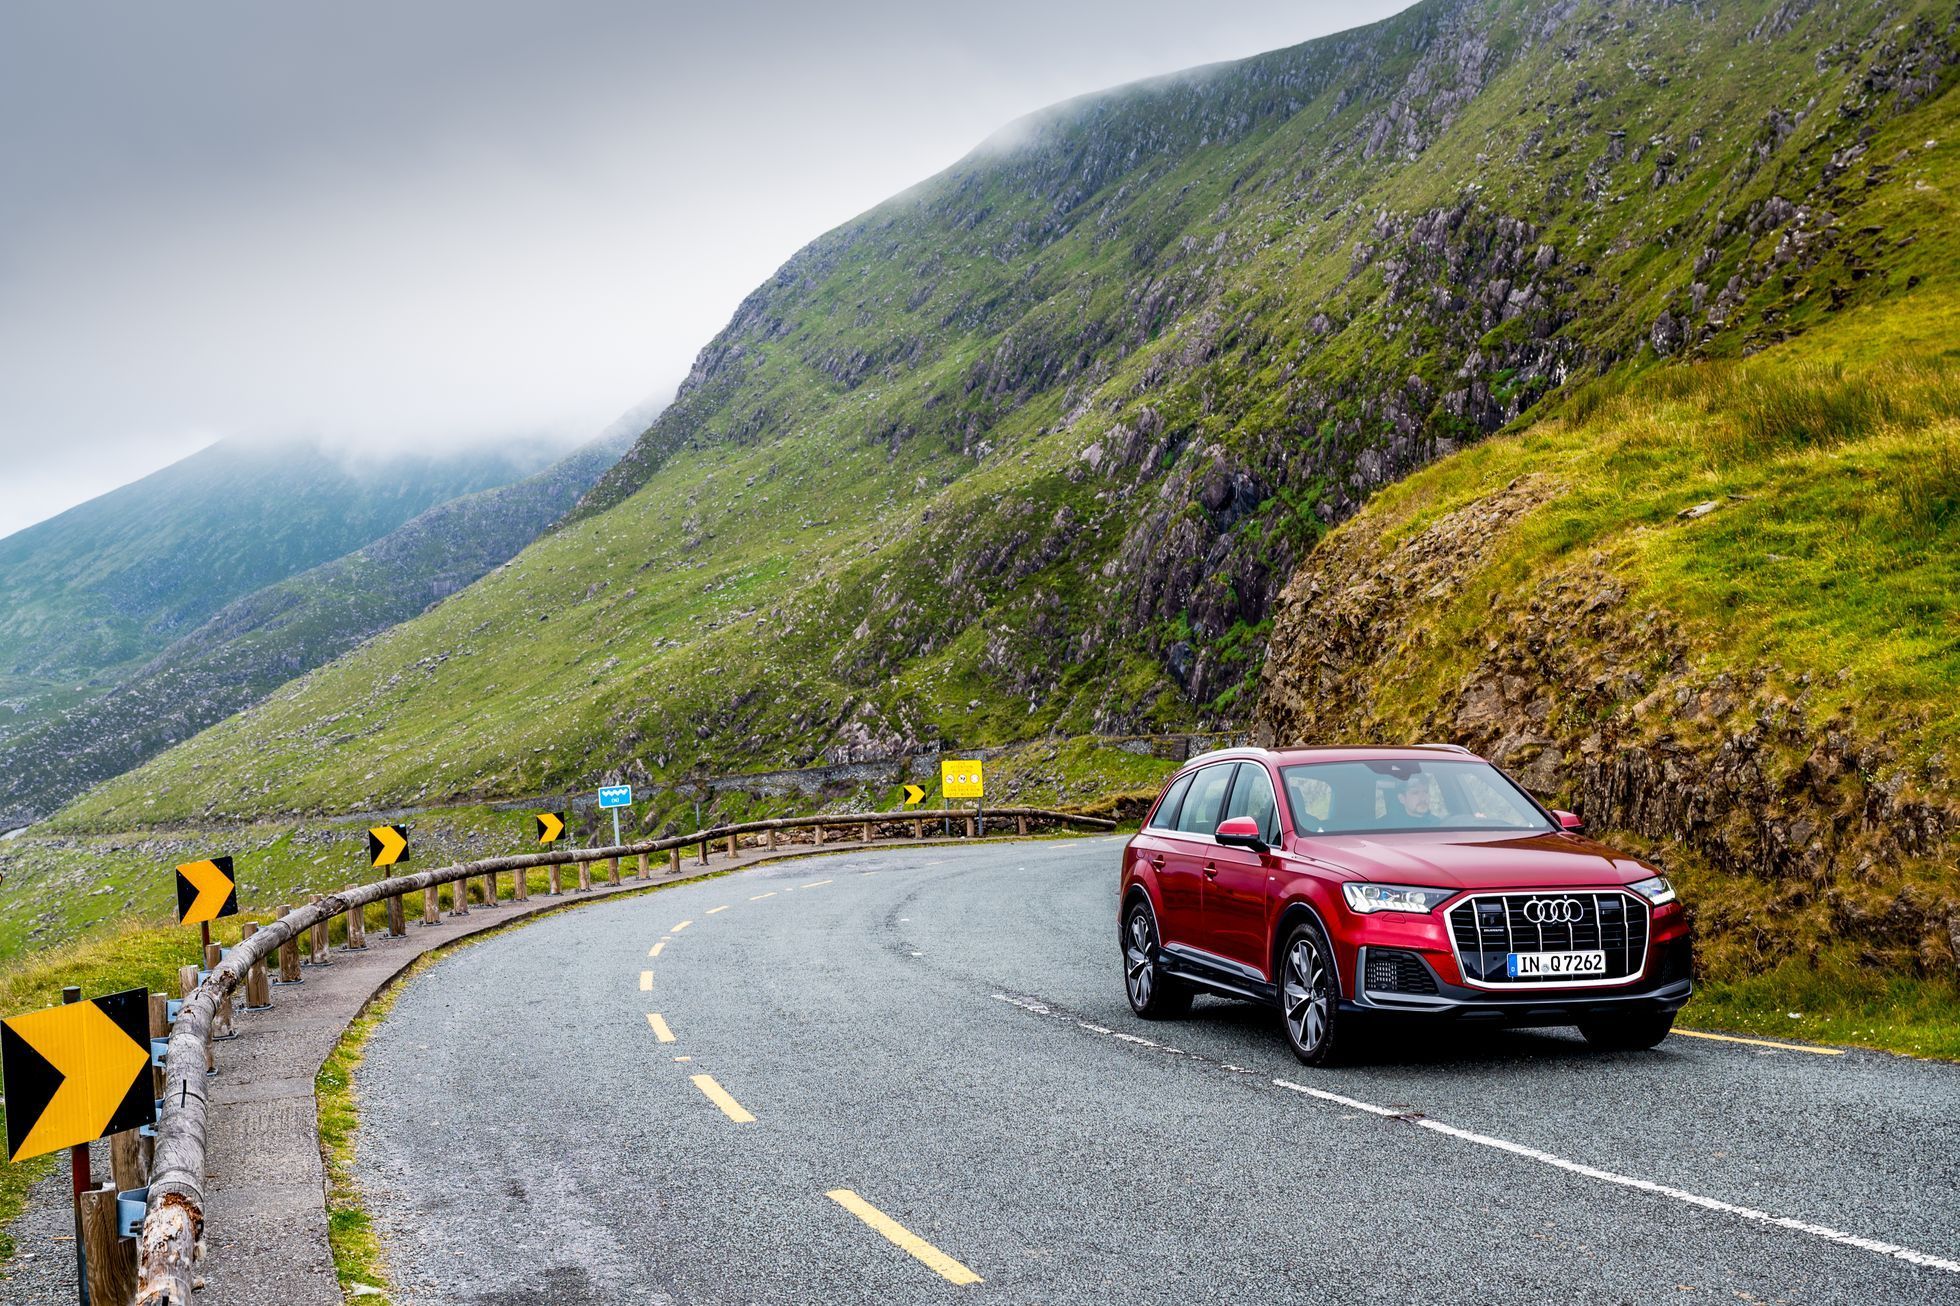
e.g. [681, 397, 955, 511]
[1414, 742, 1475, 755]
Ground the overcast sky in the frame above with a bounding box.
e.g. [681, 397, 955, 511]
[0, 1, 1408, 538]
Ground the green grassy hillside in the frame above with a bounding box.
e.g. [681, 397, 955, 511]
[0, 430, 630, 827]
[0, 435, 557, 758]
[51, 0, 1959, 833]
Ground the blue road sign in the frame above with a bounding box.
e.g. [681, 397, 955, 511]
[597, 785, 634, 809]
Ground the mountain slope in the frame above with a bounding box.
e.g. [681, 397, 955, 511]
[0, 436, 557, 741]
[54, 0, 1960, 829]
[0, 429, 633, 828]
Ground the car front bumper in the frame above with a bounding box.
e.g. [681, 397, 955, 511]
[1342, 938, 1693, 1027]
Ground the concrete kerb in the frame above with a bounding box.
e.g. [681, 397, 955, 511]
[174, 831, 1108, 1303]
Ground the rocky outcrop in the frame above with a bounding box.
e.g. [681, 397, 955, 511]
[1254, 476, 1960, 984]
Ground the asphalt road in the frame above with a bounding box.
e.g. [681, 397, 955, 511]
[354, 838, 1960, 1305]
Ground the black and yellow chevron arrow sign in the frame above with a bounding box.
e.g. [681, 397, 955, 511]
[175, 855, 237, 925]
[902, 784, 926, 807]
[2, 987, 155, 1163]
[367, 825, 409, 868]
[535, 811, 566, 844]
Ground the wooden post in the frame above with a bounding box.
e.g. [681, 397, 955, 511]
[726, 834, 737, 859]
[669, 846, 680, 873]
[965, 815, 976, 838]
[914, 817, 923, 839]
[482, 869, 498, 906]
[548, 862, 562, 895]
[241, 922, 272, 1010]
[203, 944, 236, 1040]
[308, 896, 332, 963]
[766, 828, 777, 851]
[696, 839, 708, 866]
[148, 991, 170, 1098]
[81, 1182, 138, 1304]
[607, 856, 621, 886]
[814, 823, 824, 847]
[111, 1129, 147, 1195]
[576, 860, 592, 892]
[862, 821, 873, 842]
[421, 885, 440, 925]
[637, 852, 650, 881]
[341, 887, 367, 949]
[386, 874, 407, 937]
[1017, 815, 1028, 836]
[275, 905, 302, 983]
[450, 877, 470, 916]
[514, 866, 530, 901]
[178, 966, 214, 1075]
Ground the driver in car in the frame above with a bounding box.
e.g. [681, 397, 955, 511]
[1391, 775, 1442, 826]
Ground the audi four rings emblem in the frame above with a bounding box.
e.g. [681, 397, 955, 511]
[1523, 897, 1585, 924]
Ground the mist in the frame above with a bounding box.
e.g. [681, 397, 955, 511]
[0, 0, 1410, 538]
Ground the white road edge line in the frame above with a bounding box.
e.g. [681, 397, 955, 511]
[988, 993, 1958, 1277]
[1273, 1079, 1960, 1275]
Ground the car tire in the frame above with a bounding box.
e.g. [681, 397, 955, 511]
[1278, 918, 1345, 1066]
[1122, 899, 1190, 1019]
[1577, 1012, 1676, 1051]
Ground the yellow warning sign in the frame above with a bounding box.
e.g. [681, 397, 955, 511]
[940, 759, 984, 799]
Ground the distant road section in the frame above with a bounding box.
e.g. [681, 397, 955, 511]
[356, 840, 1960, 1304]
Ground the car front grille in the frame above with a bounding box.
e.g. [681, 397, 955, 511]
[1363, 948, 1439, 995]
[1448, 891, 1649, 985]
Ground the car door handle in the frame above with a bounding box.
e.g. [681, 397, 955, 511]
[1147, 854, 1165, 868]
[1203, 863, 1218, 879]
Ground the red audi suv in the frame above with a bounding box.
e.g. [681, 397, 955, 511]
[1119, 745, 1692, 1065]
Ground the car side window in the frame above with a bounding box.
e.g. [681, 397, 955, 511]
[1172, 763, 1235, 836]
[1222, 762, 1281, 844]
[1146, 771, 1195, 831]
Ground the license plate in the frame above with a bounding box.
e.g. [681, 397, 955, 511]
[1507, 950, 1606, 979]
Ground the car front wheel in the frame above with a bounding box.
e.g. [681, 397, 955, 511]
[1279, 919, 1345, 1066]
[1577, 1012, 1675, 1051]
[1123, 900, 1190, 1019]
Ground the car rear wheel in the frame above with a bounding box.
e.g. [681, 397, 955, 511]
[1577, 1012, 1675, 1051]
[1123, 900, 1190, 1019]
[1279, 919, 1345, 1066]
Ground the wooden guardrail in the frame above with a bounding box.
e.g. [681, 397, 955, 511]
[131, 806, 1112, 1304]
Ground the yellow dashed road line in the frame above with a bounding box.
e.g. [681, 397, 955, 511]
[707, 905, 729, 915]
[649, 938, 667, 957]
[749, 892, 777, 901]
[1673, 1028, 1844, 1055]
[639, 970, 654, 992]
[801, 879, 833, 889]
[691, 1074, 756, 1123]
[825, 1189, 982, 1285]
[671, 919, 692, 933]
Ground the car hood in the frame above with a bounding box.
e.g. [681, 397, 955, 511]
[1289, 830, 1654, 890]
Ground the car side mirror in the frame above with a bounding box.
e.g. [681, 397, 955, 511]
[1554, 809, 1584, 833]
[1214, 816, 1270, 853]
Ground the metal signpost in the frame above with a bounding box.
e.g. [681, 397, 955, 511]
[597, 784, 633, 846]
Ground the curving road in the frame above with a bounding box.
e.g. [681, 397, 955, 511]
[353, 839, 1960, 1305]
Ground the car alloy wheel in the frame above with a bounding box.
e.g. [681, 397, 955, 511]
[1279, 920, 1342, 1065]
[1123, 900, 1189, 1019]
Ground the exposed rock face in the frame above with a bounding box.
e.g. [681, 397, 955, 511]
[1254, 476, 1959, 984]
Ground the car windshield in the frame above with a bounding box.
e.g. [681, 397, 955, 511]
[1280, 759, 1552, 836]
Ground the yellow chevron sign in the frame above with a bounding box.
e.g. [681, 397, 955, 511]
[940, 760, 984, 799]
[535, 811, 566, 843]
[902, 784, 926, 807]
[175, 855, 237, 925]
[367, 825, 409, 868]
[2, 988, 154, 1163]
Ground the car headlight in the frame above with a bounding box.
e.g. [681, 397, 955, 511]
[1342, 882, 1452, 914]
[1628, 874, 1677, 905]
